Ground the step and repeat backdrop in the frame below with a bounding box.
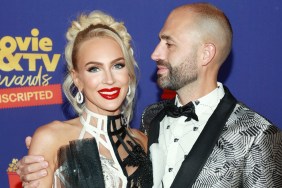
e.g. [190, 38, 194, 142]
[1, 0, 281, 187]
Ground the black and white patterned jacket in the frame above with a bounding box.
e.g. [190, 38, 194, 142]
[141, 86, 282, 188]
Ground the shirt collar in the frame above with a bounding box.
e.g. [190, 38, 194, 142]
[175, 82, 225, 108]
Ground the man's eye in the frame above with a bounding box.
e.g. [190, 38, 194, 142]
[87, 66, 99, 72]
[166, 43, 172, 47]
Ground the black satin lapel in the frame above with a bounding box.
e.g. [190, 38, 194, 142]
[171, 87, 237, 188]
[148, 108, 167, 147]
[148, 100, 174, 148]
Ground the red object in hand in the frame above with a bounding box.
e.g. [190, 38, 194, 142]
[7, 172, 22, 188]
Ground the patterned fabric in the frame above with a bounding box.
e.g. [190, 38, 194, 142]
[193, 103, 282, 188]
[141, 86, 282, 188]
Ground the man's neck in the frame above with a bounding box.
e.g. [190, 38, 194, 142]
[176, 82, 218, 105]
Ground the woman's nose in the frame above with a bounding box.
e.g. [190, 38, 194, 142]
[103, 70, 115, 85]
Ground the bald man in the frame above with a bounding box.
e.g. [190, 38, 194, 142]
[141, 3, 282, 188]
[18, 3, 282, 188]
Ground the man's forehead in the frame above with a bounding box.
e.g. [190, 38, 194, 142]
[159, 24, 176, 42]
[164, 9, 196, 29]
[160, 14, 196, 39]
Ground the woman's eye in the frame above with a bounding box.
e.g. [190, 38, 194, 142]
[87, 66, 99, 72]
[114, 63, 125, 69]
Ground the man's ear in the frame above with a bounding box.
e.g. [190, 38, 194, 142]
[201, 43, 216, 66]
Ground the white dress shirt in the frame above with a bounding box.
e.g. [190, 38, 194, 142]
[158, 83, 225, 188]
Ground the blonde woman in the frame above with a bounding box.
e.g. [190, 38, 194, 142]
[20, 11, 153, 188]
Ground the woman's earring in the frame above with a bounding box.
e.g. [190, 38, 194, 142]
[127, 86, 131, 96]
[76, 91, 84, 104]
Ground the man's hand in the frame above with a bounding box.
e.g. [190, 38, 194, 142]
[25, 136, 32, 149]
[16, 155, 49, 187]
[16, 137, 49, 187]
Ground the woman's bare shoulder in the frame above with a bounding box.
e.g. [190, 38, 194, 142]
[28, 118, 80, 155]
[34, 120, 70, 138]
[28, 121, 64, 154]
[36, 118, 81, 136]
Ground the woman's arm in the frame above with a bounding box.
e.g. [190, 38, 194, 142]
[28, 122, 60, 188]
[17, 136, 49, 188]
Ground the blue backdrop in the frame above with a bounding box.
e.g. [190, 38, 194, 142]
[1, 0, 281, 187]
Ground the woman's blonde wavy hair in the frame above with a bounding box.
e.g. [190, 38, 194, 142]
[63, 10, 138, 123]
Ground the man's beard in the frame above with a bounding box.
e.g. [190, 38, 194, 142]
[157, 57, 198, 91]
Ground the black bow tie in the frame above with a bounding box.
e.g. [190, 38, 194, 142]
[165, 101, 199, 122]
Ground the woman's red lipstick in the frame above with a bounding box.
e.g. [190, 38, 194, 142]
[98, 87, 120, 100]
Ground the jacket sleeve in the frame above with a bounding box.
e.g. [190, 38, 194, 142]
[140, 109, 149, 136]
[139, 101, 169, 136]
[242, 125, 282, 187]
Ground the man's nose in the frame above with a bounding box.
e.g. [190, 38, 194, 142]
[151, 42, 163, 62]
